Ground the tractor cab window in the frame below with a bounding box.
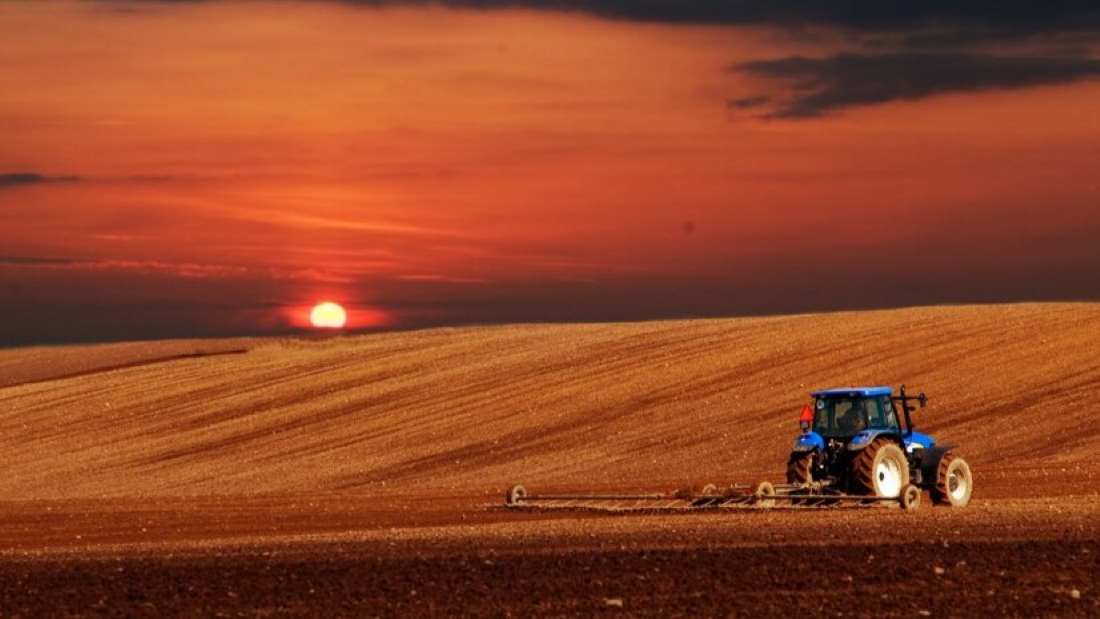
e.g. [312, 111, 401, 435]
[813, 396, 900, 436]
[879, 396, 901, 430]
[865, 396, 900, 430]
[813, 397, 868, 436]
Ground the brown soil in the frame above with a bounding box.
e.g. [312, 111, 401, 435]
[0, 303, 1097, 615]
[0, 339, 253, 389]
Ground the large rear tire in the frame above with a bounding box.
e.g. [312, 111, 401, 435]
[852, 438, 909, 498]
[786, 452, 813, 485]
[786, 451, 814, 505]
[932, 453, 973, 507]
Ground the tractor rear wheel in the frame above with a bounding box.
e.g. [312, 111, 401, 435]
[786, 451, 814, 505]
[786, 452, 813, 485]
[852, 438, 909, 498]
[932, 453, 973, 507]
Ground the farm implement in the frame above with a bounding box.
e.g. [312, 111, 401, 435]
[505, 480, 923, 511]
[504, 385, 972, 513]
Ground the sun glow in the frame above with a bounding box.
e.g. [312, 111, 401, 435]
[309, 302, 347, 329]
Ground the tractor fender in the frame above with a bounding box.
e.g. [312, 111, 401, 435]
[846, 429, 899, 451]
[918, 444, 956, 489]
[792, 431, 825, 453]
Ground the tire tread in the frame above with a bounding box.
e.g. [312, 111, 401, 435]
[851, 437, 908, 496]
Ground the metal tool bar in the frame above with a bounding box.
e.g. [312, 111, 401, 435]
[505, 483, 919, 511]
[522, 493, 666, 501]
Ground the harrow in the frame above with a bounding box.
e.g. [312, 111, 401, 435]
[504, 481, 923, 512]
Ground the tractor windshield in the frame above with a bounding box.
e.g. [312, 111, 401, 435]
[813, 396, 899, 437]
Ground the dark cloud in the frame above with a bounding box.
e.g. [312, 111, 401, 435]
[0, 172, 80, 188]
[110, 1, 1100, 120]
[736, 52, 1100, 118]
[108, 1, 1100, 33]
[339, 1, 1100, 52]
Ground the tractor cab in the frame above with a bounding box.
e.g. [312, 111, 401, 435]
[795, 386, 935, 455]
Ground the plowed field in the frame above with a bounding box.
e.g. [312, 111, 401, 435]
[1, 304, 1097, 615]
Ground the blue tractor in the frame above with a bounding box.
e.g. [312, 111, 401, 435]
[786, 385, 973, 507]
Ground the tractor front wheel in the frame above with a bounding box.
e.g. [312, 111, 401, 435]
[932, 453, 973, 507]
[852, 438, 909, 498]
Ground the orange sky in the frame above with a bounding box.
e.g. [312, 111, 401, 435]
[2, 1, 1099, 344]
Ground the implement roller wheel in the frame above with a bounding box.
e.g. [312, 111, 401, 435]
[674, 484, 715, 500]
[506, 484, 527, 505]
[753, 481, 776, 508]
[690, 483, 721, 507]
[852, 438, 909, 498]
[900, 484, 922, 512]
[932, 453, 973, 507]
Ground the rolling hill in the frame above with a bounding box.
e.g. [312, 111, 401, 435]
[1, 303, 1097, 500]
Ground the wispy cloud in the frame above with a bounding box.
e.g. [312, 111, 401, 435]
[726, 95, 770, 110]
[248, 209, 457, 237]
[0, 254, 371, 284]
[396, 273, 490, 284]
[0, 255, 247, 279]
[0, 256, 78, 266]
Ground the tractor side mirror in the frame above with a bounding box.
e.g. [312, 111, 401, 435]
[918, 393, 928, 408]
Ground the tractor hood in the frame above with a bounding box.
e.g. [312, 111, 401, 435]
[904, 431, 935, 451]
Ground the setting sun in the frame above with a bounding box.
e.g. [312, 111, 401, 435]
[309, 302, 347, 329]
